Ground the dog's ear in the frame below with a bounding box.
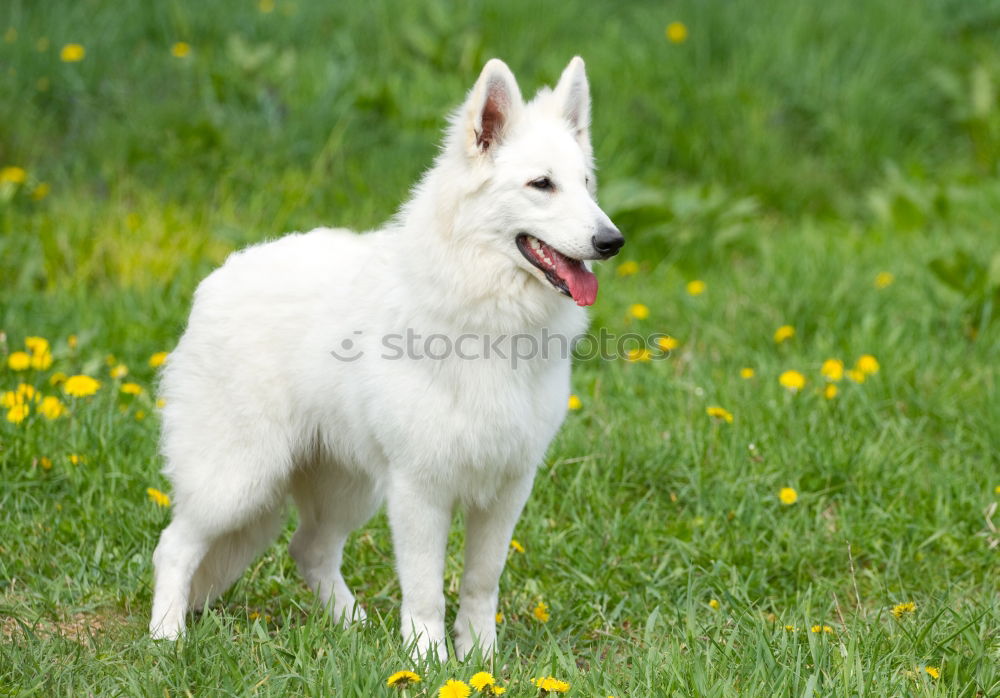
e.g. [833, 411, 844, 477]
[463, 59, 523, 156]
[552, 56, 591, 150]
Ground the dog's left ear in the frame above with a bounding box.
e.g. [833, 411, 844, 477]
[463, 58, 524, 157]
[552, 56, 591, 151]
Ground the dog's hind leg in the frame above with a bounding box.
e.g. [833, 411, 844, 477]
[150, 425, 294, 639]
[289, 464, 380, 623]
[188, 505, 287, 612]
[151, 492, 288, 639]
[149, 519, 211, 640]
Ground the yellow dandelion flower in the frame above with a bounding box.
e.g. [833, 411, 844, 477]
[846, 369, 866, 383]
[705, 406, 733, 423]
[64, 374, 101, 397]
[147, 487, 171, 508]
[531, 677, 570, 693]
[156, 398, 166, 408]
[709, 599, 720, 610]
[8, 351, 31, 371]
[823, 383, 838, 400]
[110, 363, 128, 379]
[740, 367, 755, 379]
[386, 670, 421, 688]
[628, 303, 650, 320]
[68, 454, 83, 465]
[149, 351, 169, 367]
[135, 410, 147, 421]
[30, 351, 52, 370]
[39, 456, 53, 470]
[810, 624, 834, 634]
[60, 43, 85, 62]
[532, 601, 550, 623]
[820, 358, 843, 382]
[495, 611, 504, 623]
[779, 487, 798, 505]
[438, 679, 471, 698]
[995, 485, 1000, 495]
[626, 348, 652, 362]
[171, 42, 190, 58]
[773, 325, 795, 343]
[874, 271, 894, 289]
[492, 689, 506, 696]
[784, 624, 798, 632]
[510, 539, 525, 553]
[891, 601, 916, 619]
[39, 396, 66, 419]
[567, 394, 582, 410]
[6, 403, 29, 424]
[665, 21, 688, 44]
[259, 0, 275, 13]
[49, 372, 67, 386]
[856, 354, 879, 375]
[686, 279, 706, 295]
[24, 337, 49, 355]
[3, 384, 39, 407]
[779, 370, 805, 392]
[924, 666, 940, 679]
[470, 672, 496, 691]
[617, 260, 639, 276]
[121, 382, 143, 396]
[0, 166, 27, 184]
[31, 182, 50, 200]
[657, 336, 678, 351]
[67, 334, 78, 349]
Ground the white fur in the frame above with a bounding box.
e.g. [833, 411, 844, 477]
[149, 57, 618, 661]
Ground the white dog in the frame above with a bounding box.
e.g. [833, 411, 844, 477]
[149, 56, 623, 660]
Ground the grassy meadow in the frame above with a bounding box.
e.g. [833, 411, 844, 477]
[2, 0, 1000, 695]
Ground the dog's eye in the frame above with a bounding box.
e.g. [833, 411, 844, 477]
[528, 176, 554, 191]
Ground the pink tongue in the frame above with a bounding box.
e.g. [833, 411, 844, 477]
[553, 254, 598, 306]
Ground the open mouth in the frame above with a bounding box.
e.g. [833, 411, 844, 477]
[515, 234, 598, 307]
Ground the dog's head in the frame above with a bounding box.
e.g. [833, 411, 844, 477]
[445, 57, 623, 307]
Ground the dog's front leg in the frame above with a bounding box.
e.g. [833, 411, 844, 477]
[388, 476, 452, 662]
[454, 472, 535, 660]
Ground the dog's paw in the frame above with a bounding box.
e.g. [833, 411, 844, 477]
[453, 615, 496, 661]
[407, 634, 448, 664]
[149, 614, 184, 641]
[333, 600, 368, 626]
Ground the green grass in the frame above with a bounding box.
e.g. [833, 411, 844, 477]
[2, 0, 1000, 695]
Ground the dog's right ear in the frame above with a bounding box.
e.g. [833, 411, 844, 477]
[461, 59, 523, 157]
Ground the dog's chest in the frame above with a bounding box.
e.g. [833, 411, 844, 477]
[369, 348, 571, 485]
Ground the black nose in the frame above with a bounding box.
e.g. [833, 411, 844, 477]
[592, 224, 625, 258]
